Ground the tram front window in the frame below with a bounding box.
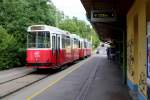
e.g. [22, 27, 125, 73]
[27, 32, 50, 48]
[28, 32, 36, 48]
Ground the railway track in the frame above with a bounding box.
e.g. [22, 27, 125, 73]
[0, 70, 52, 99]
[0, 59, 85, 99]
[0, 67, 35, 84]
[0, 71, 34, 85]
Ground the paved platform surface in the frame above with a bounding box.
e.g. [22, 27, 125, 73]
[1, 54, 130, 100]
[31, 55, 130, 100]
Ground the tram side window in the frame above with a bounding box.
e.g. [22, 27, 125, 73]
[57, 37, 60, 49]
[76, 40, 78, 48]
[82, 42, 84, 48]
[38, 32, 45, 48]
[75, 40, 77, 48]
[66, 37, 70, 48]
[28, 33, 36, 48]
[77, 40, 79, 48]
[84, 41, 87, 48]
[37, 32, 50, 48]
[73, 39, 76, 48]
[80, 42, 82, 48]
[45, 33, 50, 48]
[71, 39, 74, 49]
[62, 36, 65, 49]
[74, 39, 79, 48]
[74, 39, 77, 48]
[52, 36, 56, 50]
[79, 41, 81, 48]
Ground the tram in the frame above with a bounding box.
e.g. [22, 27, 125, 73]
[26, 25, 92, 69]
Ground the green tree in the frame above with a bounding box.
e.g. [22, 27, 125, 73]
[0, 0, 57, 47]
[0, 0, 58, 69]
[91, 29, 100, 49]
[0, 0, 100, 70]
[58, 17, 100, 48]
[58, 18, 78, 33]
[0, 26, 19, 70]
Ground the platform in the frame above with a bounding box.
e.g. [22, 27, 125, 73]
[31, 54, 130, 100]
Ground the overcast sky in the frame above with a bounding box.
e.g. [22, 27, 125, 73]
[51, 0, 90, 24]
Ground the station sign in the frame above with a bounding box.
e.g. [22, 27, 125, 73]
[91, 10, 116, 22]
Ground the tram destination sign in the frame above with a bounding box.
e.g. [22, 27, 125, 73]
[91, 10, 116, 22]
[31, 26, 45, 30]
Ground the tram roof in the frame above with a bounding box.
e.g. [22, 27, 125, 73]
[27, 25, 69, 35]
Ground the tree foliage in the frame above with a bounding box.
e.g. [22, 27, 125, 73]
[0, 0, 100, 70]
[58, 17, 100, 48]
[0, 0, 57, 47]
[0, 0, 58, 69]
[0, 26, 19, 70]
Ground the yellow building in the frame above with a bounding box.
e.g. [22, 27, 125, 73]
[81, 0, 150, 99]
[127, 0, 150, 99]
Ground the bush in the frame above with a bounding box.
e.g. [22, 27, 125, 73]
[0, 26, 20, 70]
[17, 48, 26, 66]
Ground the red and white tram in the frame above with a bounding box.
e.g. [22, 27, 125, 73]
[26, 25, 92, 69]
[70, 34, 80, 61]
[79, 38, 85, 59]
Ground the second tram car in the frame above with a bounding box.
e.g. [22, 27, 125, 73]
[26, 25, 92, 69]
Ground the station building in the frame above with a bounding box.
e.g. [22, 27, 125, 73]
[81, 0, 150, 99]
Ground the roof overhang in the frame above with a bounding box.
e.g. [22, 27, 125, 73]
[81, 0, 134, 41]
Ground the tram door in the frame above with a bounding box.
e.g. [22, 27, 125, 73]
[56, 34, 61, 65]
[51, 34, 57, 65]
